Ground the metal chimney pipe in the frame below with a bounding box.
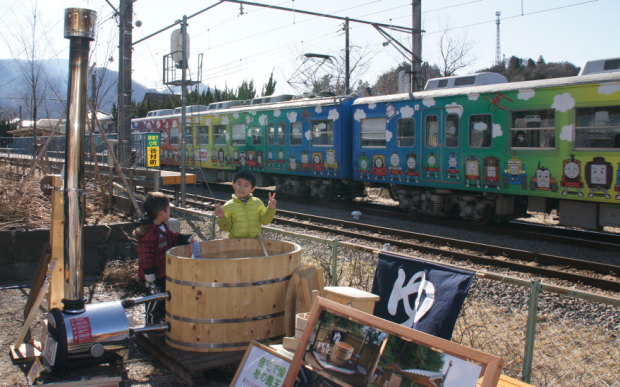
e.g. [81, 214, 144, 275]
[62, 8, 97, 313]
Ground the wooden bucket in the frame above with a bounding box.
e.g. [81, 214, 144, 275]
[330, 341, 354, 366]
[165, 238, 302, 352]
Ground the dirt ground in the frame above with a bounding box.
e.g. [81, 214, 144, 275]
[0, 278, 238, 386]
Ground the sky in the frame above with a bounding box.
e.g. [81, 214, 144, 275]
[0, 0, 618, 97]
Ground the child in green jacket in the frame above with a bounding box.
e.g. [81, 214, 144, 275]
[214, 170, 277, 238]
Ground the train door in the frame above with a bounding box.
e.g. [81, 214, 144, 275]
[422, 108, 460, 182]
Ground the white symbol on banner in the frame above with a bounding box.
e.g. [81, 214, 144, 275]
[387, 269, 435, 327]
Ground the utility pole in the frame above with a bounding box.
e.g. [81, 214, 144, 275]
[344, 18, 350, 94]
[179, 16, 188, 207]
[117, 0, 133, 167]
[411, 0, 422, 92]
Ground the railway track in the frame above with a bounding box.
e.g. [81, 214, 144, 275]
[160, 188, 620, 291]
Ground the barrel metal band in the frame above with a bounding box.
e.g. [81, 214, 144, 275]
[166, 274, 291, 288]
[167, 311, 284, 324]
[165, 335, 284, 349]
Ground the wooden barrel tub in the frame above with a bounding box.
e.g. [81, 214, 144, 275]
[165, 238, 301, 352]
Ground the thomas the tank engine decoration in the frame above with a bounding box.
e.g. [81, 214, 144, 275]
[560, 155, 583, 196]
[585, 156, 613, 199]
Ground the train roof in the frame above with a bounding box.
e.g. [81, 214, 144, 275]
[424, 72, 508, 90]
[353, 70, 620, 105]
[578, 57, 620, 75]
[135, 95, 355, 121]
[201, 94, 355, 114]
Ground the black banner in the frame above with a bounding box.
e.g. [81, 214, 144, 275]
[372, 252, 475, 340]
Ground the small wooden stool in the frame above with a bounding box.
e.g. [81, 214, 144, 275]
[323, 286, 380, 314]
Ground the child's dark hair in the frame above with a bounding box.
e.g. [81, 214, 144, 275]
[143, 192, 170, 220]
[233, 169, 256, 187]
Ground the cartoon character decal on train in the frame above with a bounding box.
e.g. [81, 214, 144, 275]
[405, 153, 420, 183]
[585, 156, 612, 199]
[267, 150, 275, 168]
[560, 155, 583, 196]
[529, 163, 558, 192]
[246, 150, 257, 168]
[325, 149, 338, 176]
[424, 152, 440, 178]
[277, 150, 286, 169]
[465, 156, 481, 188]
[388, 151, 403, 182]
[503, 153, 527, 189]
[446, 153, 460, 180]
[386, 103, 399, 122]
[232, 149, 240, 167]
[358, 153, 371, 179]
[373, 155, 386, 180]
[288, 155, 297, 171]
[483, 157, 501, 190]
[300, 151, 311, 172]
[312, 152, 323, 175]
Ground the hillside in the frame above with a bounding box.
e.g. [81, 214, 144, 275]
[0, 59, 153, 119]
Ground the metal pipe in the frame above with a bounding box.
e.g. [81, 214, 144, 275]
[62, 8, 97, 313]
[130, 324, 170, 335]
[121, 292, 170, 308]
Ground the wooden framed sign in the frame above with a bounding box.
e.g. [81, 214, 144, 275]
[231, 341, 292, 387]
[284, 297, 503, 387]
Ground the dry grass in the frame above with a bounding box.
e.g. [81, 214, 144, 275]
[100, 259, 143, 294]
[0, 163, 125, 230]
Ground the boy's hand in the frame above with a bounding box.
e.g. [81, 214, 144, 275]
[214, 203, 224, 218]
[268, 192, 277, 209]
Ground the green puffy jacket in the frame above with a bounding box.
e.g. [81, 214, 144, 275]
[216, 194, 276, 238]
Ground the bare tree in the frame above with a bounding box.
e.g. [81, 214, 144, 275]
[5, 1, 51, 151]
[436, 23, 475, 76]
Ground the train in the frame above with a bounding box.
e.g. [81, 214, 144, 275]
[131, 57, 620, 230]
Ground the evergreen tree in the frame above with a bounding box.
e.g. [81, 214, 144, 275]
[261, 71, 277, 96]
[237, 80, 256, 100]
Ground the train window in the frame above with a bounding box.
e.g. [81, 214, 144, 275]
[251, 127, 262, 145]
[575, 106, 620, 149]
[361, 118, 386, 148]
[267, 123, 276, 146]
[454, 76, 476, 86]
[232, 124, 246, 146]
[184, 127, 193, 144]
[425, 115, 438, 147]
[469, 114, 492, 148]
[311, 120, 334, 146]
[269, 122, 286, 146]
[197, 126, 209, 145]
[277, 122, 286, 145]
[511, 109, 555, 149]
[290, 122, 302, 145]
[169, 127, 179, 145]
[397, 118, 415, 147]
[445, 114, 459, 147]
[213, 125, 227, 145]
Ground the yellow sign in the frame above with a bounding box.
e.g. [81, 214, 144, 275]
[147, 146, 160, 167]
[146, 133, 160, 167]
